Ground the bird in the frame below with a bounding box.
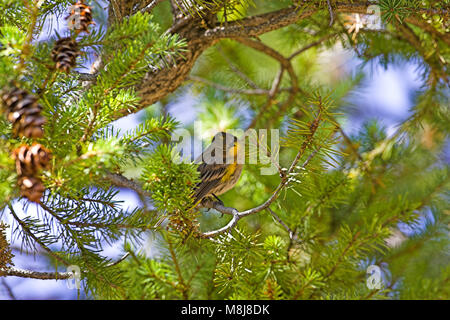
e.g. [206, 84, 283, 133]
[193, 131, 243, 206]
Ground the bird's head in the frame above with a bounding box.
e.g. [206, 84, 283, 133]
[197, 131, 240, 164]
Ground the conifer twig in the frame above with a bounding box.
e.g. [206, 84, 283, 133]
[167, 236, 188, 299]
[104, 172, 152, 199]
[74, 71, 98, 82]
[0, 266, 73, 280]
[1, 278, 16, 299]
[235, 37, 300, 129]
[8, 204, 70, 267]
[288, 33, 338, 60]
[141, 0, 165, 14]
[187, 75, 269, 95]
[267, 207, 298, 241]
[106, 253, 130, 267]
[216, 45, 261, 90]
[326, 0, 334, 26]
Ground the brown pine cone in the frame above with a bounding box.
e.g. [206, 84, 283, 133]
[66, 0, 95, 34]
[18, 176, 45, 203]
[51, 37, 80, 73]
[1, 87, 46, 138]
[12, 144, 52, 177]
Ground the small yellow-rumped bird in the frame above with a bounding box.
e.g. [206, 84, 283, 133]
[193, 131, 243, 206]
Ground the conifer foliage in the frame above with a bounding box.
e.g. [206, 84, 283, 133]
[0, 0, 448, 300]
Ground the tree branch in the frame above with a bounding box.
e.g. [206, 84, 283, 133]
[103, 171, 152, 199]
[117, 4, 316, 119]
[216, 45, 261, 90]
[0, 278, 16, 299]
[234, 37, 300, 129]
[141, 0, 166, 14]
[112, 1, 447, 121]
[327, 0, 335, 26]
[267, 207, 298, 241]
[8, 204, 70, 267]
[288, 33, 338, 60]
[106, 252, 130, 267]
[0, 266, 72, 280]
[74, 71, 98, 82]
[187, 75, 269, 95]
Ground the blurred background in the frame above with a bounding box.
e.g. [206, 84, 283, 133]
[0, 1, 447, 299]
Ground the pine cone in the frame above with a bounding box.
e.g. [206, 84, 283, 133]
[18, 176, 45, 203]
[66, 0, 95, 34]
[51, 37, 80, 73]
[1, 87, 46, 138]
[12, 144, 51, 177]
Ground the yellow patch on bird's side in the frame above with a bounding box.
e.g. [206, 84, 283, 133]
[227, 143, 239, 158]
[221, 163, 237, 182]
[221, 143, 239, 182]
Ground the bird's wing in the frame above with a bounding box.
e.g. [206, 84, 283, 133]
[193, 162, 228, 202]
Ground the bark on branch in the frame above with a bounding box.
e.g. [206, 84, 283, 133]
[0, 267, 72, 280]
[112, 1, 444, 121]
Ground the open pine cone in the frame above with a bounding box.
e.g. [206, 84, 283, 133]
[1, 87, 46, 138]
[51, 37, 80, 73]
[66, 0, 95, 34]
[17, 176, 45, 203]
[12, 144, 52, 177]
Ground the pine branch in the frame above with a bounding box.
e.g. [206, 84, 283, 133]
[141, 0, 166, 14]
[216, 44, 261, 90]
[74, 72, 98, 82]
[17, 0, 39, 73]
[394, 21, 448, 84]
[187, 75, 269, 95]
[326, 0, 335, 26]
[288, 33, 338, 60]
[169, 0, 183, 21]
[8, 204, 70, 267]
[116, 1, 448, 120]
[267, 207, 298, 241]
[234, 38, 299, 93]
[167, 237, 188, 299]
[1, 278, 16, 299]
[106, 253, 130, 267]
[0, 266, 72, 280]
[104, 171, 152, 199]
[235, 38, 300, 129]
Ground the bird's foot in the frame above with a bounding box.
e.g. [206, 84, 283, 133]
[212, 193, 224, 206]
